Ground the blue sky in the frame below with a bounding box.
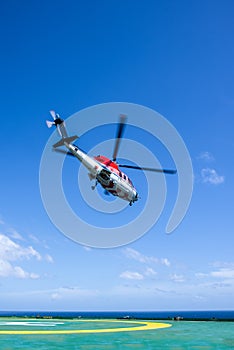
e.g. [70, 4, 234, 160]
[0, 0, 234, 311]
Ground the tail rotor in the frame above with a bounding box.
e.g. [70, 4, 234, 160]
[46, 110, 79, 148]
[46, 120, 55, 128]
[49, 110, 57, 120]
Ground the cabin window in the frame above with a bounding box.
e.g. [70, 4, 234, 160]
[99, 169, 111, 181]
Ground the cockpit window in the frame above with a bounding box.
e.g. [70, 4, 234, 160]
[118, 171, 133, 185]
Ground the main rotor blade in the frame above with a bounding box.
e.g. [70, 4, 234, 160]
[119, 164, 177, 174]
[112, 114, 127, 162]
[53, 148, 75, 157]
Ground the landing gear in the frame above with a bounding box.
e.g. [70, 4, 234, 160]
[91, 180, 98, 190]
[129, 201, 133, 206]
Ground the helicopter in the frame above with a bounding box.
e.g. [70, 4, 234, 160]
[46, 111, 177, 206]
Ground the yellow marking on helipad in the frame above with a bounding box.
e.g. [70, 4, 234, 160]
[0, 320, 171, 335]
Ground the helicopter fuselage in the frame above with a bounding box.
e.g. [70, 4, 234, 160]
[65, 142, 139, 205]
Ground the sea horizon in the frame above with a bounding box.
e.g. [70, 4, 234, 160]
[1, 309, 234, 321]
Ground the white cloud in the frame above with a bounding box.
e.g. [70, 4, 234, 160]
[0, 233, 43, 279]
[28, 234, 40, 244]
[120, 271, 144, 280]
[13, 266, 39, 279]
[124, 248, 156, 263]
[211, 261, 234, 269]
[50, 286, 100, 301]
[0, 259, 13, 277]
[123, 248, 170, 266]
[198, 151, 214, 162]
[13, 266, 29, 278]
[161, 258, 171, 267]
[195, 264, 234, 284]
[170, 273, 185, 283]
[201, 168, 224, 185]
[0, 234, 41, 261]
[51, 292, 61, 301]
[45, 254, 54, 263]
[145, 267, 157, 276]
[7, 228, 24, 241]
[195, 272, 208, 279]
[211, 268, 234, 279]
[0, 259, 39, 279]
[29, 272, 40, 279]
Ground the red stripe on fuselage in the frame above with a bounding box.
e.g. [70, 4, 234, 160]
[94, 155, 119, 171]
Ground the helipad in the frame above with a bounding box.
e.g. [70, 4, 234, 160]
[0, 319, 171, 335]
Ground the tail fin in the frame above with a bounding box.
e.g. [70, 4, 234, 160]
[53, 135, 79, 148]
[47, 110, 79, 147]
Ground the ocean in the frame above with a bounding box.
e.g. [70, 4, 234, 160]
[0, 311, 233, 349]
[1, 310, 234, 320]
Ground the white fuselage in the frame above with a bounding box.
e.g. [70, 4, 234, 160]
[65, 142, 138, 204]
